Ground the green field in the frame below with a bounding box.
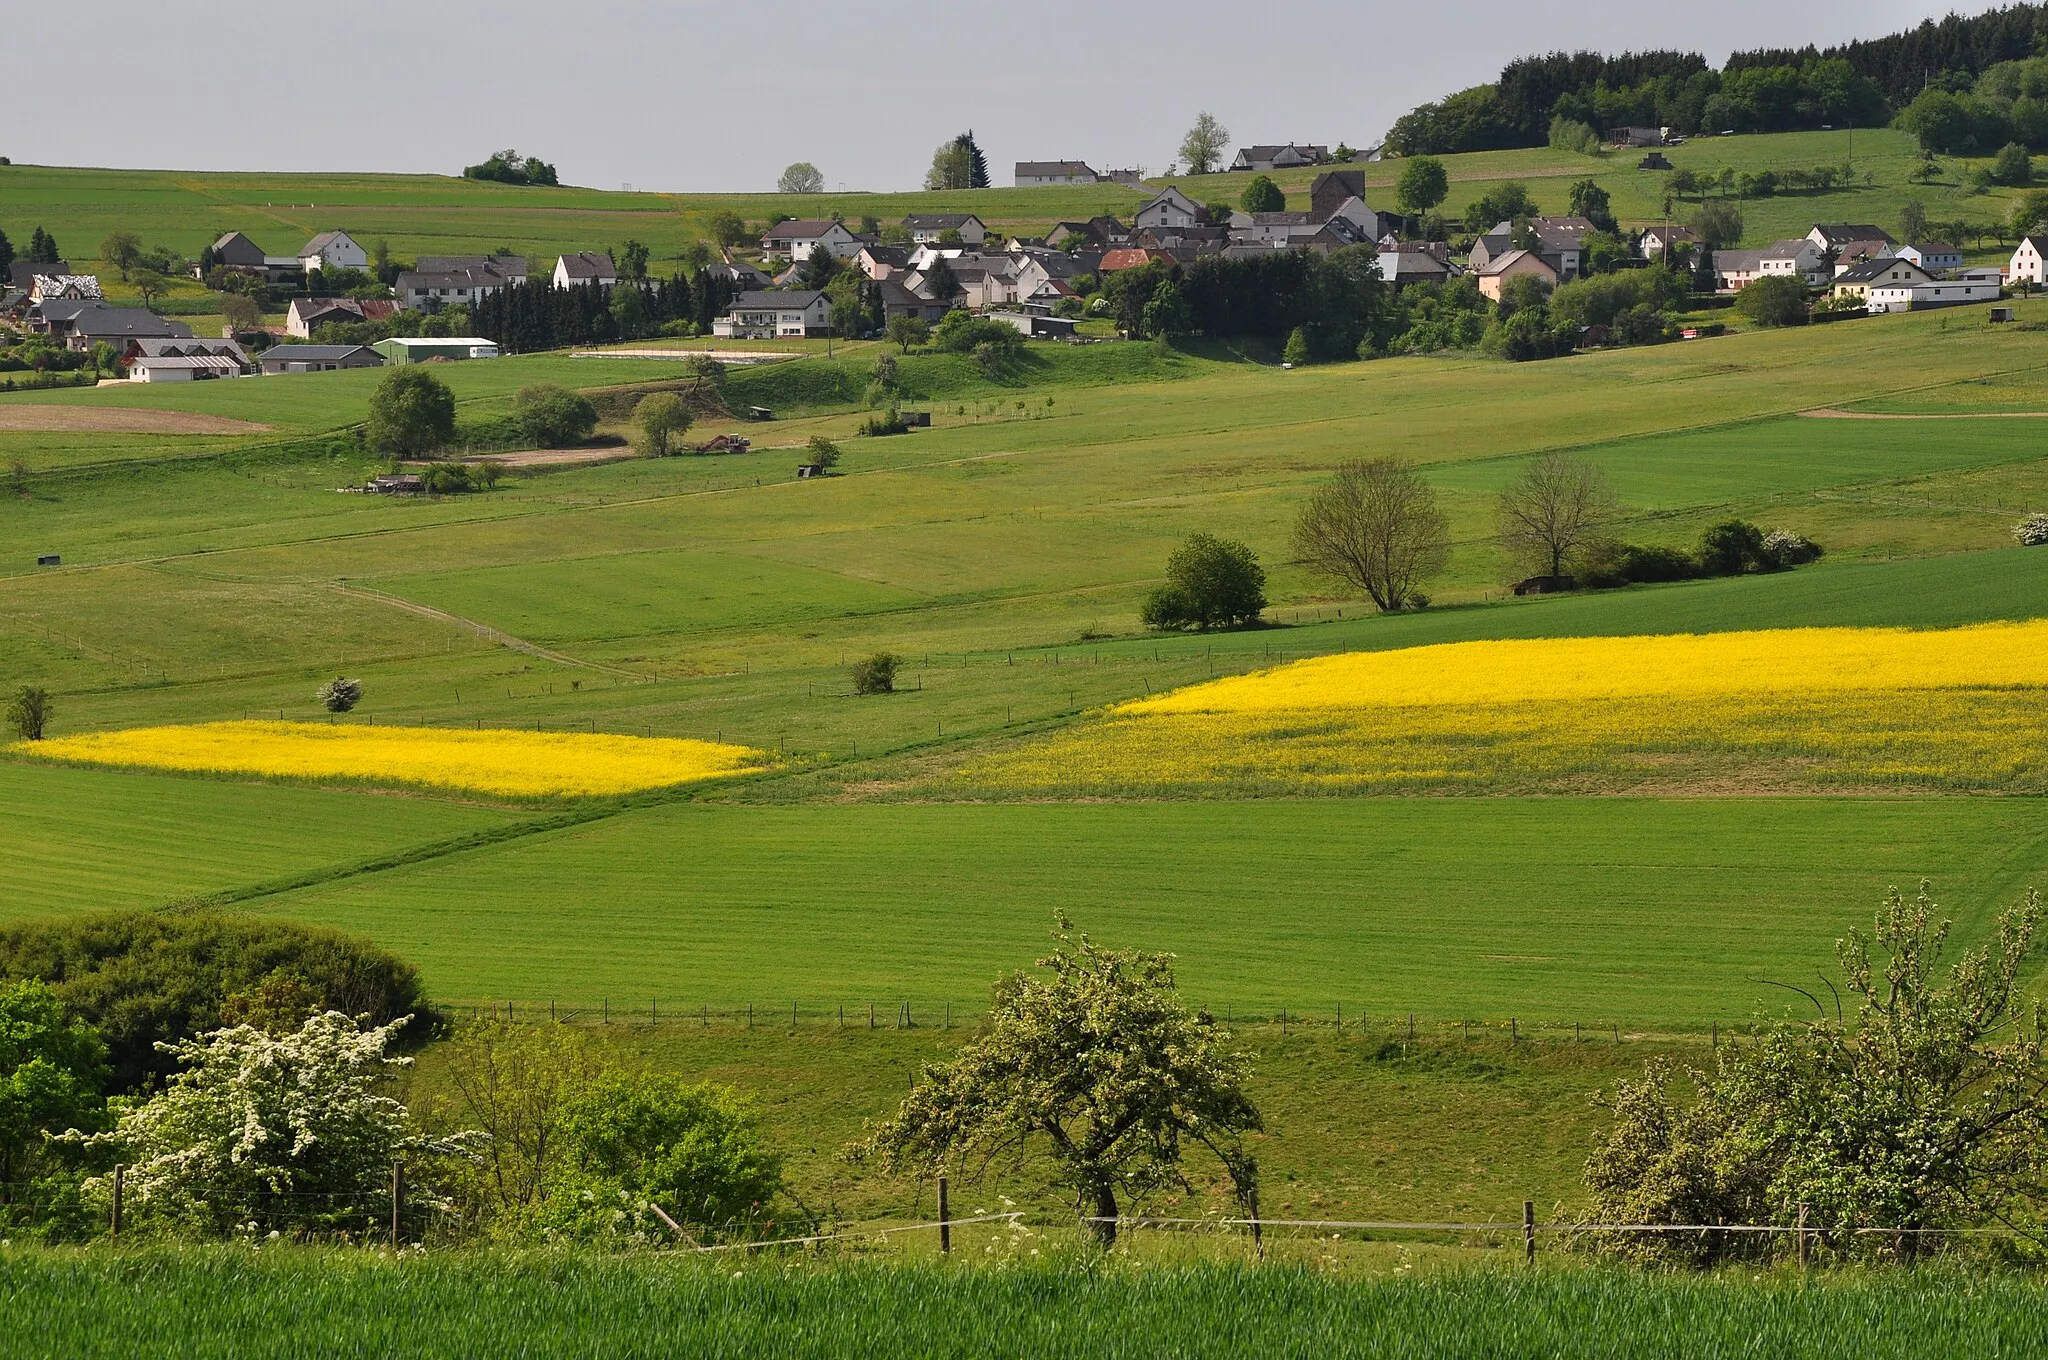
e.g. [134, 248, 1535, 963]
[10, 1250, 2047, 1360]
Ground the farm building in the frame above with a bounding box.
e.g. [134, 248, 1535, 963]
[259, 344, 385, 375]
[371, 337, 501, 363]
[986, 311, 1078, 339]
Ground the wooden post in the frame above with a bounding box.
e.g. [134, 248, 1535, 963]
[1712, 1020, 1718, 1050]
[869, 1002, 875, 1030]
[1511, 1017, 1518, 1044]
[1797, 1201, 1810, 1270]
[747, 1003, 753, 1030]
[792, 1000, 798, 1027]
[603, 997, 608, 1025]
[1407, 1013, 1415, 1040]
[111, 1164, 123, 1238]
[390, 1161, 404, 1250]
[937, 1175, 951, 1255]
[1523, 1200, 1535, 1265]
[651, 999, 657, 1026]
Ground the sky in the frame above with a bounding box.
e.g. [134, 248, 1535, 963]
[12, 0, 1952, 192]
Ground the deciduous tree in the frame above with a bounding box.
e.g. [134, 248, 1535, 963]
[1239, 175, 1284, 214]
[1178, 112, 1230, 176]
[1496, 451, 1618, 579]
[885, 315, 930, 353]
[855, 918, 1261, 1248]
[100, 231, 142, 281]
[1140, 532, 1266, 631]
[1394, 156, 1449, 215]
[366, 367, 456, 457]
[631, 392, 694, 458]
[777, 162, 825, 194]
[6, 685, 51, 740]
[1292, 457, 1451, 612]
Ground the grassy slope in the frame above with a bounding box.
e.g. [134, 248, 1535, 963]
[0, 761, 517, 915]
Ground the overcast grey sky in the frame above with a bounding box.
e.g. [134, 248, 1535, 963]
[13, 0, 1948, 191]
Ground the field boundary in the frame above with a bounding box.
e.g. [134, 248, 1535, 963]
[324, 583, 648, 680]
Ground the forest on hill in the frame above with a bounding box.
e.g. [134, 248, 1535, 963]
[1388, 3, 2048, 155]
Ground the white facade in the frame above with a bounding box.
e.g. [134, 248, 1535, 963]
[1758, 240, 1828, 286]
[300, 231, 369, 274]
[714, 292, 832, 338]
[1895, 243, 1963, 274]
[1866, 279, 2002, 312]
[1132, 188, 1201, 231]
[903, 215, 987, 246]
[2009, 237, 2048, 285]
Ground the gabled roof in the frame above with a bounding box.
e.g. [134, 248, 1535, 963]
[70, 307, 194, 339]
[130, 354, 242, 372]
[1759, 239, 1820, 261]
[729, 289, 828, 309]
[1713, 248, 1765, 272]
[1478, 248, 1555, 277]
[129, 337, 247, 360]
[1833, 256, 1921, 284]
[1016, 161, 1096, 177]
[762, 219, 850, 240]
[1904, 240, 1960, 255]
[260, 344, 382, 364]
[1811, 223, 1897, 248]
[7, 260, 69, 289]
[416, 254, 527, 275]
[300, 230, 358, 257]
[902, 213, 985, 230]
[556, 251, 617, 279]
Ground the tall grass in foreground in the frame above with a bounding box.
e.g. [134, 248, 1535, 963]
[6, 1250, 2046, 1359]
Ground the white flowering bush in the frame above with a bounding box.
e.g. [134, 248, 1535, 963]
[2014, 513, 2048, 547]
[76, 1011, 468, 1238]
[1759, 529, 1823, 569]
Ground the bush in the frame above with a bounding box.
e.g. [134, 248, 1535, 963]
[2014, 512, 2048, 546]
[860, 406, 909, 437]
[1282, 327, 1311, 366]
[1577, 540, 1698, 588]
[851, 652, 900, 695]
[1994, 141, 2035, 186]
[511, 384, 598, 448]
[1143, 533, 1266, 631]
[316, 676, 362, 712]
[1734, 276, 1807, 328]
[0, 911, 431, 1091]
[802, 437, 841, 472]
[632, 392, 694, 458]
[931, 312, 1023, 359]
[1698, 519, 1766, 576]
[1759, 529, 1824, 569]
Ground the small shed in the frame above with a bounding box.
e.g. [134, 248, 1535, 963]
[1637, 151, 1674, 171]
[36, 554, 60, 566]
[368, 473, 425, 495]
[1991, 306, 2015, 323]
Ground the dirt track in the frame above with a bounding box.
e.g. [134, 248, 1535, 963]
[1801, 407, 2048, 420]
[0, 405, 272, 434]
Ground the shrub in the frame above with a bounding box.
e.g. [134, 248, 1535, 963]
[0, 911, 431, 1091]
[802, 437, 840, 472]
[1239, 174, 1284, 213]
[316, 676, 363, 712]
[632, 392, 694, 457]
[511, 384, 598, 448]
[1994, 141, 2035, 187]
[0, 979, 109, 1187]
[860, 406, 909, 437]
[2014, 512, 2048, 546]
[931, 312, 1022, 358]
[1577, 540, 1697, 589]
[1698, 519, 1766, 576]
[7, 684, 52, 740]
[851, 653, 900, 695]
[1282, 327, 1311, 366]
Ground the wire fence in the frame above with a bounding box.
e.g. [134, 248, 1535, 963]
[430, 999, 1760, 1046]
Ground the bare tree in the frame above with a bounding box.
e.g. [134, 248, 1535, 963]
[1292, 457, 1450, 612]
[1495, 451, 1618, 580]
[1179, 112, 1230, 177]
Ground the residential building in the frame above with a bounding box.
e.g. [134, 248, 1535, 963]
[299, 231, 369, 274]
[29, 274, 102, 304]
[52, 305, 194, 352]
[1045, 217, 1127, 249]
[1808, 223, 1897, 253]
[395, 263, 519, 310]
[8, 259, 70, 292]
[1712, 248, 1766, 292]
[1308, 171, 1367, 222]
[1014, 161, 1099, 187]
[713, 289, 833, 338]
[1637, 225, 1698, 260]
[875, 278, 957, 324]
[1097, 248, 1170, 273]
[902, 214, 987, 247]
[1376, 240, 1457, 287]
[553, 252, 618, 288]
[1830, 257, 1936, 304]
[706, 257, 772, 292]
[1759, 238, 1829, 286]
[258, 344, 385, 375]
[1866, 277, 2001, 312]
[759, 219, 863, 261]
[1467, 231, 1516, 274]
[287, 296, 397, 338]
[1132, 187, 1203, 232]
[1895, 241, 1963, 274]
[371, 336, 501, 363]
[1229, 143, 1327, 172]
[1476, 249, 1559, 301]
[1829, 239, 1893, 272]
[416, 254, 528, 279]
[2009, 235, 2048, 284]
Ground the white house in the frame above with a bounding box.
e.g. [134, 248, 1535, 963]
[1758, 238, 1830, 286]
[2008, 235, 2048, 285]
[1229, 144, 1327, 172]
[1132, 187, 1203, 232]
[1867, 277, 2002, 313]
[760, 219, 864, 261]
[1638, 225, 1699, 260]
[1014, 161, 1099, 187]
[902, 214, 987, 247]
[553, 252, 618, 288]
[298, 231, 369, 274]
[1831, 257, 1937, 303]
[713, 289, 832, 338]
[1895, 241, 1963, 274]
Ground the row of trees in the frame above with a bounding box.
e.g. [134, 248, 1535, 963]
[0, 225, 63, 275]
[467, 273, 737, 353]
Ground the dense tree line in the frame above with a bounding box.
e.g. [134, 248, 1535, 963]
[1104, 248, 1385, 359]
[468, 272, 735, 353]
[1387, 8, 2048, 156]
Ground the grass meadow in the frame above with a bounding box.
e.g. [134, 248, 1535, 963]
[9, 1250, 2047, 1360]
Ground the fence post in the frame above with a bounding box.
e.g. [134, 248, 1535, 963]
[869, 1002, 875, 1030]
[793, 1000, 798, 1028]
[938, 1175, 951, 1255]
[603, 997, 608, 1025]
[390, 1161, 404, 1250]
[1523, 1200, 1535, 1265]
[1797, 1201, 1810, 1270]
[1511, 1018, 1518, 1044]
[111, 1164, 123, 1239]
[747, 1003, 753, 1031]
[1407, 1013, 1415, 1040]
[1712, 1021, 1718, 1050]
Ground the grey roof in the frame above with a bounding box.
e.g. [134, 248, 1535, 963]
[730, 290, 828, 308]
[902, 214, 985, 229]
[1812, 223, 1896, 247]
[1713, 249, 1765, 272]
[1016, 161, 1096, 177]
[8, 260, 69, 288]
[300, 230, 356, 256]
[860, 244, 910, 266]
[129, 337, 247, 361]
[556, 251, 617, 279]
[1759, 239, 1818, 261]
[259, 344, 382, 365]
[33, 297, 105, 322]
[762, 219, 847, 239]
[397, 266, 515, 290]
[1834, 257, 1915, 284]
[70, 308, 194, 339]
[415, 254, 527, 275]
[1906, 241, 1960, 254]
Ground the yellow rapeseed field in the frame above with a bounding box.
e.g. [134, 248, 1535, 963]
[16, 722, 769, 799]
[955, 622, 2048, 797]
